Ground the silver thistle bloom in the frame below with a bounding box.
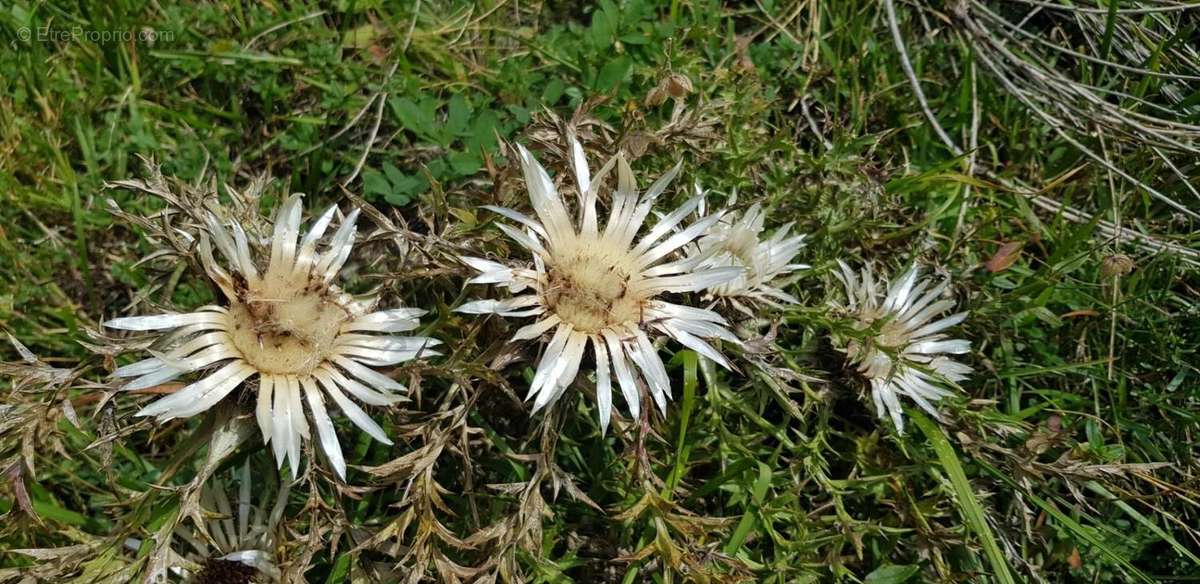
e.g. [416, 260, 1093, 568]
[833, 262, 972, 433]
[688, 194, 808, 310]
[457, 140, 742, 433]
[129, 463, 288, 582]
[104, 194, 439, 478]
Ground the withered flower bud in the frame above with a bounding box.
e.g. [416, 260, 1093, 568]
[663, 73, 693, 98]
[645, 73, 693, 107]
[1101, 254, 1134, 278]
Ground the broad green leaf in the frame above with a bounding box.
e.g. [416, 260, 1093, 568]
[594, 57, 632, 92]
[445, 94, 471, 138]
[865, 564, 920, 584]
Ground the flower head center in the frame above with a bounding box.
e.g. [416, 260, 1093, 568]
[544, 249, 644, 333]
[196, 558, 258, 584]
[848, 338, 897, 379]
[716, 227, 759, 266]
[847, 314, 910, 378]
[227, 268, 350, 375]
[875, 319, 910, 348]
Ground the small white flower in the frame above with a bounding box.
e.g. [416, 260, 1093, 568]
[833, 262, 972, 433]
[105, 194, 439, 478]
[129, 463, 288, 582]
[689, 195, 808, 308]
[458, 140, 742, 433]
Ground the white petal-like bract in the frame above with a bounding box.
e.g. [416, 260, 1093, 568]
[105, 194, 437, 479]
[129, 463, 288, 582]
[834, 262, 972, 433]
[687, 196, 808, 309]
[458, 141, 742, 433]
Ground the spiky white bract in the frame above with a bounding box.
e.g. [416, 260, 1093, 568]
[457, 141, 742, 433]
[131, 463, 288, 582]
[833, 262, 972, 433]
[689, 198, 808, 308]
[105, 194, 439, 479]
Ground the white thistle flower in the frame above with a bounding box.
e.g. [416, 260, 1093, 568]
[689, 195, 808, 308]
[105, 194, 439, 479]
[457, 141, 742, 433]
[833, 262, 972, 433]
[128, 463, 288, 582]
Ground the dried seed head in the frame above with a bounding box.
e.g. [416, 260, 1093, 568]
[646, 73, 694, 107]
[1101, 254, 1134, 278]
[645, 85, 668, 107]
[664, 73, 693, 98]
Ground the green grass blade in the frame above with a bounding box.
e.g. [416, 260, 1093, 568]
[978, 462, 1155, 583]
[1085, 481, 1200, 566]
[1096, 0, 1120, 82]
[911, 411, 1016, 584]
[663, 350, 699, 497]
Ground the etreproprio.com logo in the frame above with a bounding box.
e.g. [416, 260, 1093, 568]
[16, 25, 174, 44]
